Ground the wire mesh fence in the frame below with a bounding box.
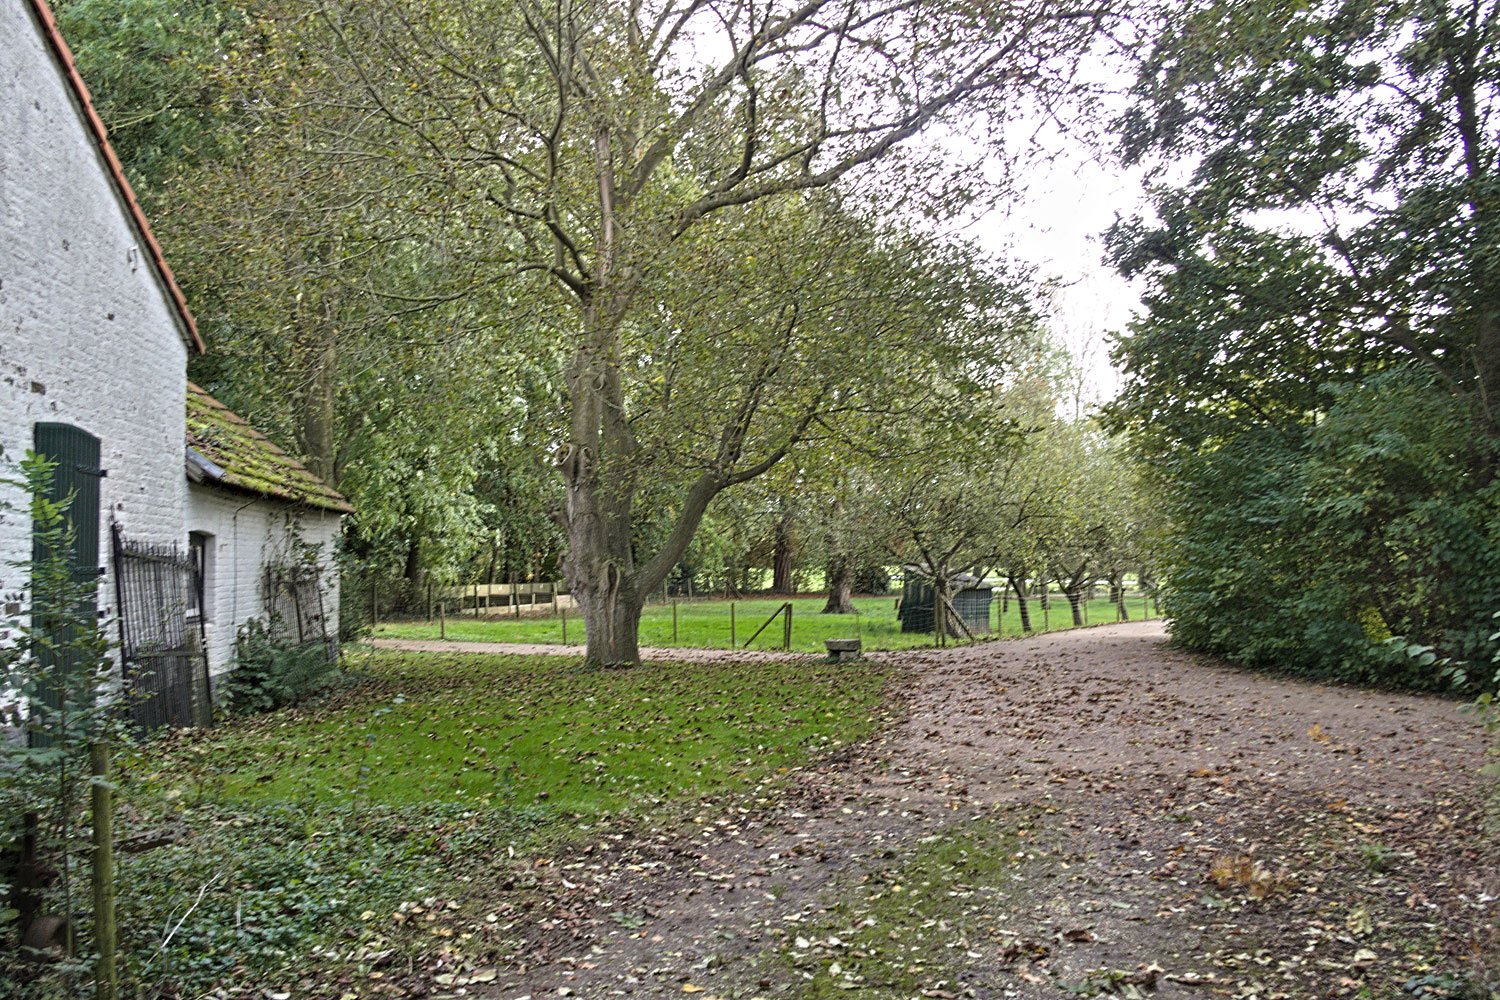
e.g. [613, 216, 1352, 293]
[367, 578, 1161, 654]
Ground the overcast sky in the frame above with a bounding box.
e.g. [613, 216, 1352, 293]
[948, 140, 1145, 410]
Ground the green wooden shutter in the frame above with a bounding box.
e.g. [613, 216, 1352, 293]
[31, 423, 104, 744]
[33, 422, 103, 588]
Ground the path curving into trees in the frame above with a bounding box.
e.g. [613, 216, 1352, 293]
[381, 622, 1496, 998]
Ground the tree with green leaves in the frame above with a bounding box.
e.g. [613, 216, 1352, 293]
[1112, 0, 1500, 437]
[1, 455, 120, 982]
[54, 0, 244, 198]
[58, 1, 569, 598]
[302, 0, 1115, 666]
[1107, 0, 1500, 686]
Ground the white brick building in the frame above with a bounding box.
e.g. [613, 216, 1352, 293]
[1, 0, 349, 727]
[0, 0, 196, 588]
[185, 384, 351, 686]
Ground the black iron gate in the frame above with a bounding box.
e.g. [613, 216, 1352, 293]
[112, 526, 212, 730]
[265, 564, 332, 659]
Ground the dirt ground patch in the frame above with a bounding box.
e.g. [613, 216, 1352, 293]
[375, 622, 1498, 1000]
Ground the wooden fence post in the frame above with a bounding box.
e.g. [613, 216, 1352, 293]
[933, 588, 945, 647]
[783, 603, 793, 650]
[90, 743, 117, 1000]
[730, 601, 736, 648]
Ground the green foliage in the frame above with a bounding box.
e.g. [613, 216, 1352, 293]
[853, 564, 892, 595]
[111, 796, 539, 995]
[0, 454, 117, 746]
[1109, 0, 1500, 690]
[0, 453, 122, 992]
[53, 0, 245, 197]
[1151, 368, 1499, 690]
[223, 619, 339, 715]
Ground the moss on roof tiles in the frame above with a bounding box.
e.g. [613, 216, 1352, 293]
[186, 382, 353, 514]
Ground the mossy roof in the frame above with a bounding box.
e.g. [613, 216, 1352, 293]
[185, 382, 353, 514]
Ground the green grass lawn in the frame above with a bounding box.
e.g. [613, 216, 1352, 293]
[137, 650, 892, 816]
[375, 591, 1158, 652]
[98, 649, 896, 996]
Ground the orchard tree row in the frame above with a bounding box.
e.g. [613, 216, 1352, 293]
[656, 357, 1161, 632]
[57, 0, 1122, 665]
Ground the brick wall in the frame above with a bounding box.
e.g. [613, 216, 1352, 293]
[0, 0, 190, 622]
[186, 484, 343, 683]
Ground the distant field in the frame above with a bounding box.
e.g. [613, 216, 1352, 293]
[374, 591, 1157, 652]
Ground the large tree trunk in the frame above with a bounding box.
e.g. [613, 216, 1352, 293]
[298, 332, 338, 486]
[1111, 574, 1129, 621]
[575, 574, 644, 667]
[1007, 574, 1032, 634]
[821, 499, 855, 614]
[771, 514, 795, 594]
[558, 296, 734, 666]
[558, 462, 649, 667]
[822, 557, 856, 614]
[403, 537, 424, 608]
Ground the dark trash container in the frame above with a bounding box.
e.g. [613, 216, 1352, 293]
[898, 575, 991, 635]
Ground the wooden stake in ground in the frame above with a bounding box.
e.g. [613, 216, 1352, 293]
[940, 594, 977, 643]
[933, 588, 945, 647]
[90, 743, 117, 1000]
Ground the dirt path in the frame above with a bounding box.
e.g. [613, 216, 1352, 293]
[403, 623, 1497, 999]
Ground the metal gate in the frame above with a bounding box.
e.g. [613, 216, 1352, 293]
[265, 564, 332, 659]
[112, 526, 212, 730]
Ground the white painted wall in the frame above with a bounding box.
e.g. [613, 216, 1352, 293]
[0, 0, 190, 619]
[186, 483, 343, 684]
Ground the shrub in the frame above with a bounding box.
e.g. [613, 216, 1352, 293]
[1159, 368, 1500, 692]
[224, 619, 339, 715]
